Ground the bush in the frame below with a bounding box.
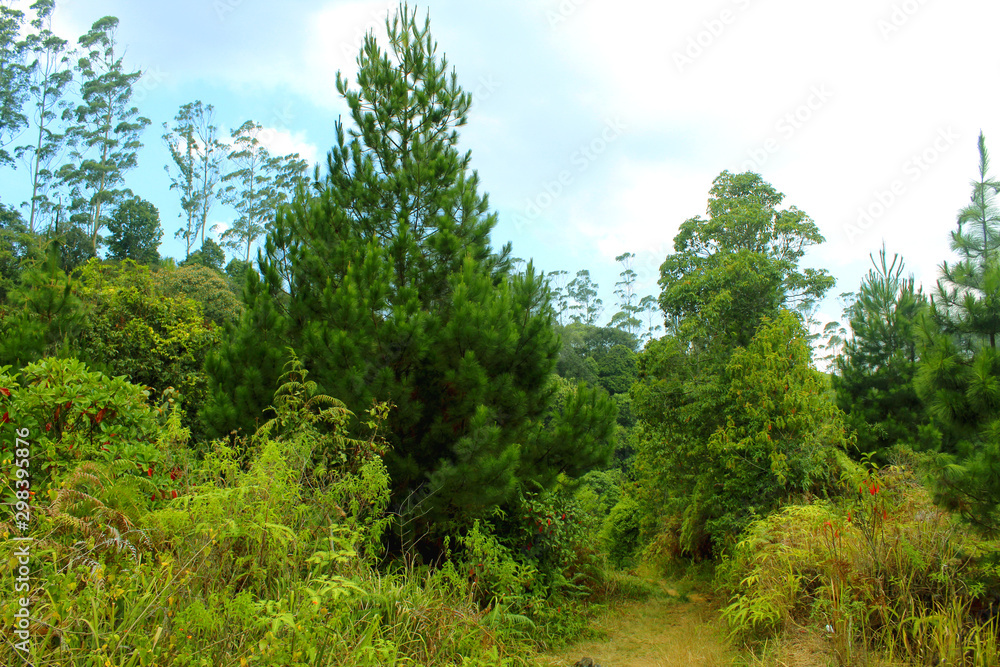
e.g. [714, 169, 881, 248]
[718, 463, 1000, 665]
[601, 495, 642, 568]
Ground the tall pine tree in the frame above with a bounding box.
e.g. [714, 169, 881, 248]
[917, 133, 1000, 532]
[833, 247, 929, 461]
[201, 4, 615, 531]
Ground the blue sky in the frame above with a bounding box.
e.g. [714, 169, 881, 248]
[5, 0, 1000, 335]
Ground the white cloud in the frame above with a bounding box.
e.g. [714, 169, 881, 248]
[253, 126, 320, 166]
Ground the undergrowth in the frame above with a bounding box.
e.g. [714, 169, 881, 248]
[0, 356, 559, 666]
[718, 458, 1000, 666]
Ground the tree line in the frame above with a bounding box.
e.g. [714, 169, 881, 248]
[0, 1, 309, 275]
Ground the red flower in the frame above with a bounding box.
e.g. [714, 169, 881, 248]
[147, 466, 153, 477]
[171, 490, 178, 499]
[0, 412, 8, 424]
[869, 483, 879, 495]
[0, 387, 10, 397]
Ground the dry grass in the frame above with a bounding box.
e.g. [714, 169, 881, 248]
[735, 628, 915, 667]
[537, 585, 735, 667]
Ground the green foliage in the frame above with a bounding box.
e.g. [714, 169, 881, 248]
[459, 487, 598, 648]
[0, 1, 28, 167]
[70, 259, 220, 409]
[610, 252, 642, 338]
[200, 269, 289, 439]
[634, 172, 839, 558]
[155, 262, 243, 326]
[224, 257, 252, 292]
[635, 311, 850, 556]
[105, 195, 163, 264]
[833, 247, 930, 461]
[547, 269, 570, 325]
[953, 131, 1000, 266]
[164, 100, 224, 257]
[203, 5, 615, 535]
[600, 495, 641, 568]
[1, 346, 543, 666]
[566, 269, 603, 325]
[219, 119, 309, 262]
[0, 202, 43, 301]
[0, 357, 161, 499]
[915, 133, 1000, 534]
[18, 0, 75, 235]
[718, 465, 1000, 665]
[0, 243, 85, 367]
[555, 322, 638, 396]
[182, 237, 226, 272]
[45, 218, 94, 271]
[659, 170, 833, 346]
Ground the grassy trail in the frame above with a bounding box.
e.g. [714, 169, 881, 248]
[537, 580, 736, 667]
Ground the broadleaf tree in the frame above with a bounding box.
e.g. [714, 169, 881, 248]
[610, 251, 641, 337]
[632, 171, 843, 555]
[567, 269, 602, 325]
[105, 195, 162, 264]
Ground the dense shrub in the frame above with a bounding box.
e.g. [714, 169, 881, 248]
[718, 462, 1000, 665]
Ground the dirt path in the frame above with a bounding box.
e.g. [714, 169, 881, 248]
[536, 584, 736, 667]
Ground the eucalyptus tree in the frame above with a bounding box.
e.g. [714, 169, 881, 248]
[219, 120, 308, 262]
[57, 16, 149, 254]
[18, 0, 74, 233]
[610, 252, 641, 337]
[0, 0, 28, 168]
[164, 100, 224, 257]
